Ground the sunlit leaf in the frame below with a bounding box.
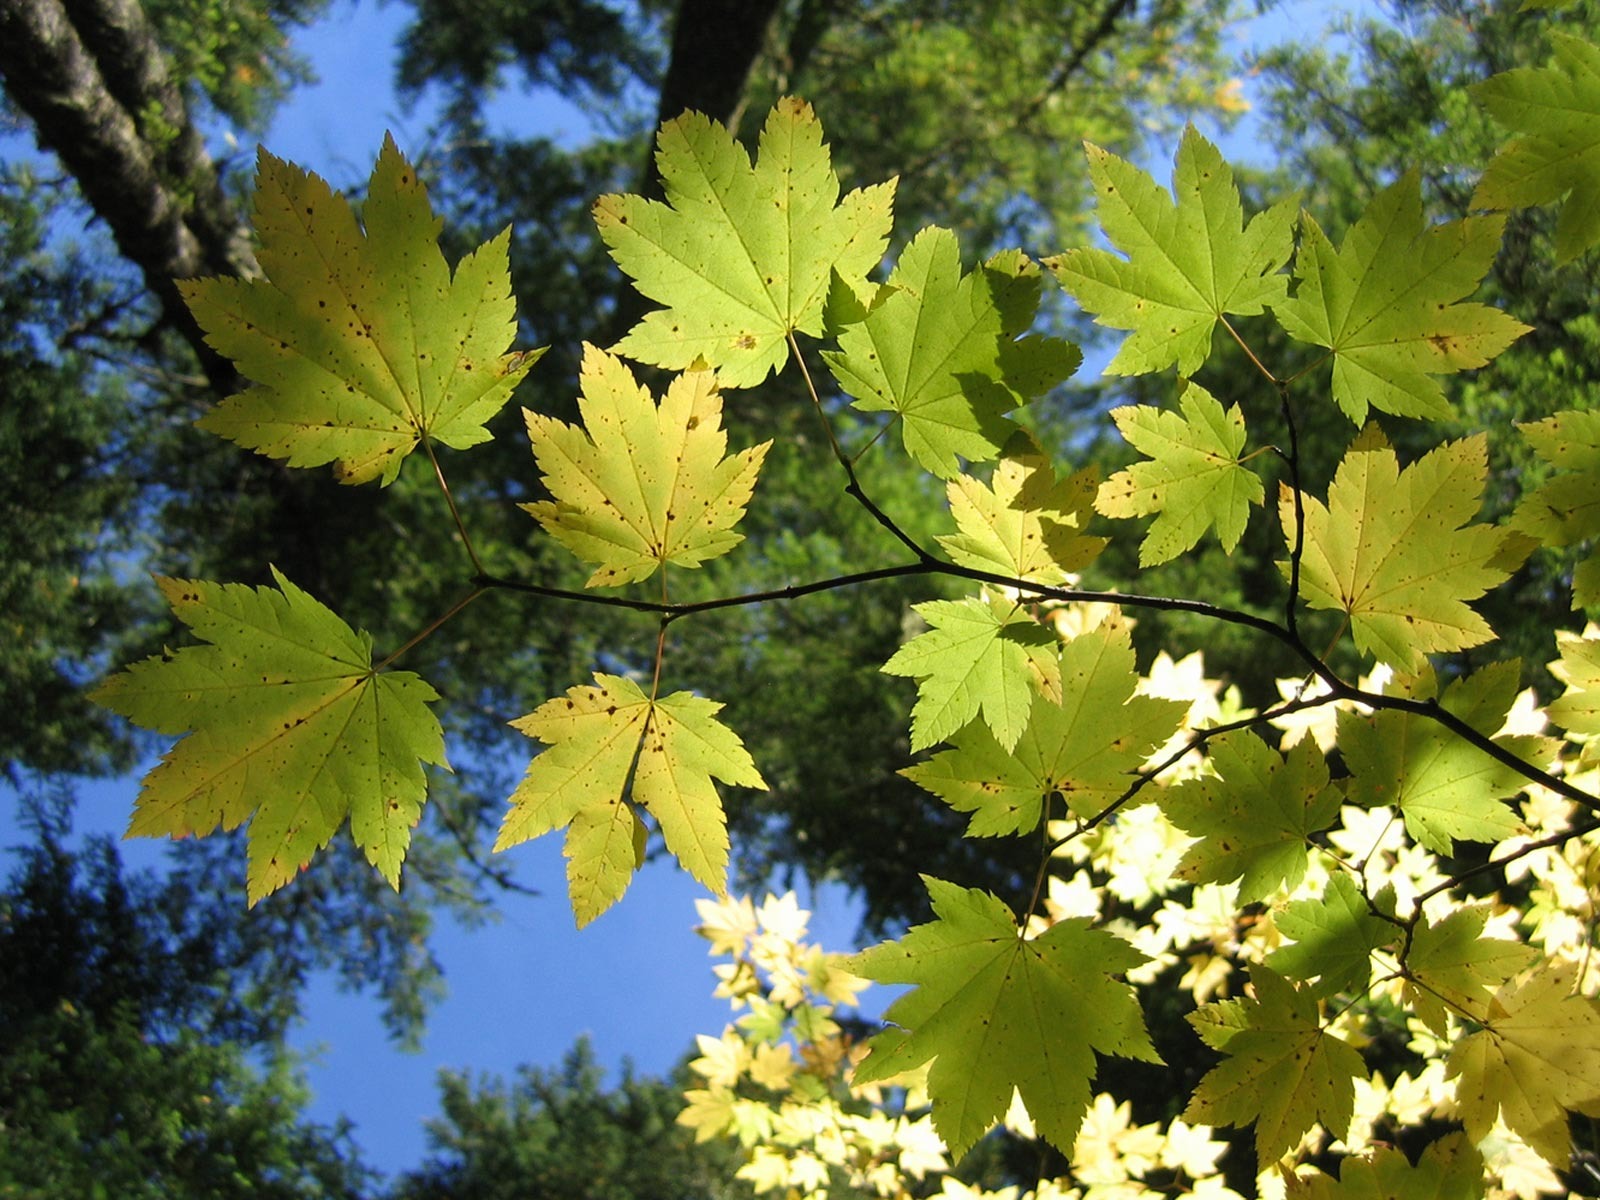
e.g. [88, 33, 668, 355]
[1273, 173, 1528, 423]
[91, 569, 446, 904]
[849, 877, 1158, 1159]
[594, 97, 896, 387]
[1474, 33, 1600, 263]
[496, 674, 766, 925]
[825, 227, 1081, 477]
[522, 346, 770, 587]
[184, 136, 540, 485]
[1097, 382, 1264, 565]
[1047, 125, 1295, 376]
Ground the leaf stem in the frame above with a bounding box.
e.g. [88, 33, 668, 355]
[374, 586, 485, 673]
[422, 434, 485, 577]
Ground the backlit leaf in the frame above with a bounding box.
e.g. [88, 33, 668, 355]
[1403, 905, 1537, 1037]
[1339, 662, 1548, 854]
[1096, 382, 1264, 566]
[824, 227, 1081, 478]
[1287, 1133, 1485, 1200]
[1267, 873, 1399, 999]
[1185, 966, 1366, 1166]
[1282, 430, 1518, 668]
[1046, 125, 1296, 376]
[1473, 33, 1600, 264]
[1160, 730, 1342, 904]
[849, 877, 1158, 1159]
[937, 430, 1105, 585]
[882, 594, 1062, 753]
[184, 135, 540, 485]
[1547, 626, 1600, 740]
[91, 568, 447, 904]
[1272, 173, 1528, 423]
[1513, 409, 1600, 606]
[1447, 963, 1600, 1166]
[496, 674, 766, 926]
[902, 616, 1185, 832]
[594, 97, 896, 387]
[522, 346, 770, 587]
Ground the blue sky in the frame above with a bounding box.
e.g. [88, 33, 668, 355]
[2, 0, 1374, 1180]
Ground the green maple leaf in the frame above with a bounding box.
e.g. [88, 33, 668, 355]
[1447, 963, 1600, 1167]
[495, 674, 766, 926]
[1185, 966, 1366, 1166]
[936, 430, 1105, 585]
[1513, 409, 1600, 606]
[902, 617, 1185, 832]
[1473, 33, 1600, 264]
[1338, 661, 1548, 855]
[824, 228, 1081, 478]
[882, 594, 1062, 753]
[1096, 382, 1264, 566]
[183, 136, 541, 486]
[593, 97, 896, 388]
[1267, 873, 1399, 999]
[522, 346, 771, 587]
[91, 569, 447, 905]
[1288, 1133, 1485, 1200]
[1282, 430, 1519, 668]
[1272, 172, 1528, 424]
[848, 877, 1158, 1159]
[1045, 124, 1296, 376]
[1160, 730, 1343, 904]
[1402, 905, 1537, 1037]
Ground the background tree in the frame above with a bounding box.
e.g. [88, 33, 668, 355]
[0, 789, 372, 1198]
[387, 1040, 744, 1200]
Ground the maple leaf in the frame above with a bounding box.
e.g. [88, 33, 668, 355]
[1513, 409, 1600, 606]
[824, 227, 1081, 478]
[522, 346, 770, 587]
[1045, 124, 1296, 376]
[1287, 1133, 1485, 1200]
[1473, 33, 1600, 264]
[496, 674, 766, 926]
[902, 617, 1185, 833]
[1402, 905, 1537, 1037]
[183, 136, 540, 486]
[1267, 873, 1399, 999]
[1547, 626, 1600, 741]
[1282, 430, 1519, 668]
[593, 97, 896, 388]
[91, 569, 446, 905]
[1447, 963, 1600, 1166]
[1338, 661, 1549, 855]
[1159, 730, 1343, 904]
[848, 877, 1158, 1159]
[1272, 172, 1528, 424]
[882, 594, 1062, 753]
[936, 430, 1105, 585]
[1096, 382, 1264, 566]
[1184, 966, 1366, 1166]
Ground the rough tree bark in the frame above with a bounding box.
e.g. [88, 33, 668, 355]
[0, 0, 254, 391]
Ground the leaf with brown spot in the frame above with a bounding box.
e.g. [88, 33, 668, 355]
[91, 569, 446, 904]
[184, 135, 541, 485]
[523, 346, 770, 587]
[496, 674, 766, 926]
[595, 98, 895, 388]
[1185, 967, 1366, 1166]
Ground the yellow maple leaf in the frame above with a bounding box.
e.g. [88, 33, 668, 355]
[1447, 964, 1600, 1166]
[523, 346, 770, 587]
[495, 674, 766, 925]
